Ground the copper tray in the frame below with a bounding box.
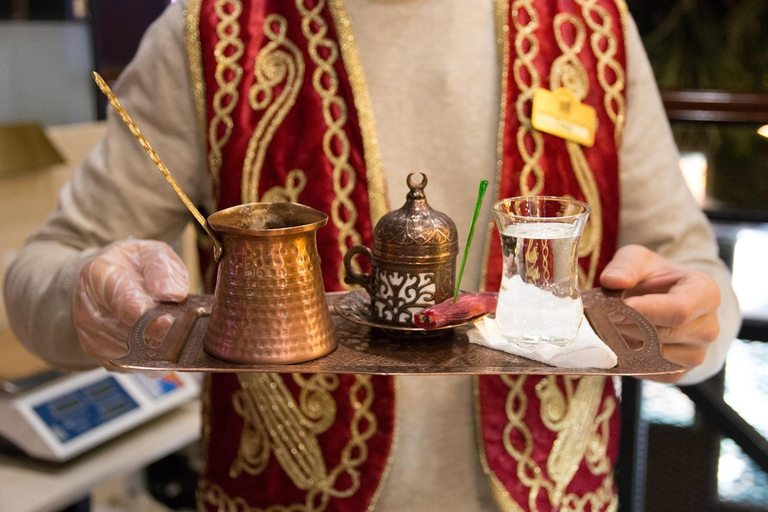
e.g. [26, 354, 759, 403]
[115, 290, 684, 376]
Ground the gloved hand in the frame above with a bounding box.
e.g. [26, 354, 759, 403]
[73, 239, 189, 370]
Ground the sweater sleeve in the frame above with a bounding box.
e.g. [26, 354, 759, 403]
[3, 0, 210, 369]
[618, 17, 740, 385]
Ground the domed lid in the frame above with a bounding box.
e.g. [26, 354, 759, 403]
[373, 173, 458, 262]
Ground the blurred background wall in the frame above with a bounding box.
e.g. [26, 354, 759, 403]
[0, 23, 95, 126]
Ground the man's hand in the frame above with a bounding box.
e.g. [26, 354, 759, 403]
[599, 244, 721, 383]
[73, 240, 189, 371]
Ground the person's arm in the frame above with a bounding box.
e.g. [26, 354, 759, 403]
[3, 0, 209, 369]
[606, 17, 740, 385]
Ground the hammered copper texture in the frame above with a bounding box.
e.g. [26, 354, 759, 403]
[203, 203, 336, 364]
[119, 290, 684, 376]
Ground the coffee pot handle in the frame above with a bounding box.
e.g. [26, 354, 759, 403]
[343, 246, 373, 292]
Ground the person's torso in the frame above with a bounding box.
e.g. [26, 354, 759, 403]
[193, 0, 625, 510]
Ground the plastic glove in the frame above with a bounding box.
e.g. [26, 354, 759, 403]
[73, 239, 189, 371]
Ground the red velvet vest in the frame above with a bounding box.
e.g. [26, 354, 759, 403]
[186, 1, 628, 510]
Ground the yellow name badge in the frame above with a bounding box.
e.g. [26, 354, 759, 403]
[531, 88, 597, 147]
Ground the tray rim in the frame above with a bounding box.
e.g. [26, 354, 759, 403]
[115, 290, 685, 377]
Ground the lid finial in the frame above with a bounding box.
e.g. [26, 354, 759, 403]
[406, 172, 428, 199]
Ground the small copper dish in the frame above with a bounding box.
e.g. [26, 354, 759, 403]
[334, 289, 487, 337]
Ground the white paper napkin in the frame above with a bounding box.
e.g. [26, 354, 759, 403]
[468, 316, 617, 369]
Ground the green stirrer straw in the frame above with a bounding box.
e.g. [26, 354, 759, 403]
[453, 179, 489, 302]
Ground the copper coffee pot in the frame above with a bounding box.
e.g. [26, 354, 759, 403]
[94, 73, 335, 365]
[203, 203, 336, 364]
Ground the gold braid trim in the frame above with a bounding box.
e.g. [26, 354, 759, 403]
[615, 0, 630, 151]
[586, 389, 616, 477]
[512, 0, 544, 196]
[242, 14, 305, 203]
[550, 13, 603, 287]
[233, 374, 330, 488]
[184, 0, 207, 151]
[473, 376, 527, 512]
[209, 0, 245, 193]
[202, 374, 376, 512]
[615, 0, 630, 85]
[537, 376, 604, 498]
[296, 0, 364, 289]
[481, 0, 512, 291]
[261, 169, 308, 203]
[500, 374, 545, 511]
[494, 375, 616, 512]
[327, 0, 388, 227]
[571, 0, 627, 146]
[567, 143, 603, 288]
[478, 6, 621, 511]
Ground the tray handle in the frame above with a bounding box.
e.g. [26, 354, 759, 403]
[118, 298, 211, 367]
[584, 288, 684, 375]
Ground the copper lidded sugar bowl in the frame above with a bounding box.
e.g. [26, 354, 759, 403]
[343, 173, 459, 327]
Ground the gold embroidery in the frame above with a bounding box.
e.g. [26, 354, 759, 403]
[586, 393, 616, 476]
[615, 0, 630, 150]
[260, 169, 308, 203]
[212, 374, 376, 511]
[481, 0, 512, 291]
[473, 376, 527, 512]
[500, 374, 547, 511]
[550, 14, 588, 97]
[482, 0, 545, 288]
[234, 374, 329, 488]
[296, 0, 364, 289]
[242, 14, 306, 204]
[292, 374, 339, 435]
[512, 0, 545, 196]
[184, 0, 207, 150]
[209, 0, 245, 192]
[572, 0, 627, 146]
[567, 144, 603, 288]
[549, 13, 603, 287]
[537, 376, 603, 496]
[326, 0, 388, 227]
[615, 0, 630, 79]
[478, 5, 620, 512]
[229, 380, 270, 478]
[492, 375, 616, 512]
[561, 473, 618, 511]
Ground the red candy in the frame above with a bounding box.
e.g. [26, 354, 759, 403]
[414, 292, 498, 329]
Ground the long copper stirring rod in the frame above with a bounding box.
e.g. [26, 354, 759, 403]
[92, 71, 223, 262]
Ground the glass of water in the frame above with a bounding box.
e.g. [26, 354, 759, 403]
[492, 196, 590, 347]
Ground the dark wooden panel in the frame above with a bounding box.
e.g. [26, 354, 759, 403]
[662, 90, 768, 124]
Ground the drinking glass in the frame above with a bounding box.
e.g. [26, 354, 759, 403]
[492, 196, 590, 347]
